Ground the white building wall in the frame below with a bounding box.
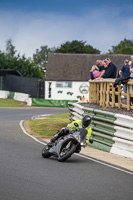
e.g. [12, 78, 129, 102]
[45, 81, 89, 101]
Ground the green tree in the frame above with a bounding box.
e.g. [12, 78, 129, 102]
[33, 45, 53, 72]
[55, 40, 100, 54]
[108, 38, 133, 54]
[6, 38, 17, 58]
[0, 52, 44, 80]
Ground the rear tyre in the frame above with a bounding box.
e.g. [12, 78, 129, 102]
[42, 145, 51, 158]
[58, 143, 76, 162]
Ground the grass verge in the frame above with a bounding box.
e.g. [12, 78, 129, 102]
[0, 99, 27, 107]
[28, 113, 70, 137]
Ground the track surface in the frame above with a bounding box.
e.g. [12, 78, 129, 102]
[0, 108, 133, 200]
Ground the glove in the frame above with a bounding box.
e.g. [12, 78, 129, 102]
[89, 138, 93, 144]
[63, 128, 69, 135]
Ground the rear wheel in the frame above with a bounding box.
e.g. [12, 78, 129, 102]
[42, 145, 51, 158]
[58, 143, 76, 162]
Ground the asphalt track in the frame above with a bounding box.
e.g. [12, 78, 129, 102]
[0, 107, 133, 200]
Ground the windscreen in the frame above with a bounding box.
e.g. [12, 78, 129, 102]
[79, 128, 87, 141]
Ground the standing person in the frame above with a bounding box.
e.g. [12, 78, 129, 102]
[131, 55, 133, 65]
[96, 60, 100, 69]
[99, 60, 105, 72]
[129, 61, 132, 68]
[96, 58, 118, 103]
[101, 58, 118, 78]
[130, 55, 133, 72]
[81, 96, 86, 102]
[119, 60, 130, 78]
[90, 65, 100, 80]
[130, 56, 133, 105]
[96, 60, 105, 72]
[119, 60, 130, 98]
[98, 61, 106, 78]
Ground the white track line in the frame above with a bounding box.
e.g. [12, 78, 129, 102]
[20, 120, 133, 175]
[20, 120, 47, 145]
[75, 154, 133, 175]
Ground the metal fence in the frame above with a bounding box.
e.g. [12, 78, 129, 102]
[4, 74, 45, 98]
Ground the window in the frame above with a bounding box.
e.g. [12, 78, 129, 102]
[56, 81, 72, 88]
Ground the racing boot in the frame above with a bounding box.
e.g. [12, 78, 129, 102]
[50, 130, 61, 143]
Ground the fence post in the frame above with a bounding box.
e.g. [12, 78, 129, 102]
[118, 85, 122, 109]
[112, 84, 115, 107]
[89, 82, 92, 103]
[102, 82, 106, 107]
[89, 79, 133, 110]
[100, 82, 103, 106]
[106, 83, 110, 107]
[127, 85, 130, 110]
[96, 83, 99, 104]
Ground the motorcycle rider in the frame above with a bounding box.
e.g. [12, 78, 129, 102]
[50, 115, 93, 145]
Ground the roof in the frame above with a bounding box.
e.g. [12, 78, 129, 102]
[46, 53, 131, 81]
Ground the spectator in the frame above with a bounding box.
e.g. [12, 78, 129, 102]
[131, 55, 133, 64]
[119, 59, 130, 78]
[96, 58, 118, 103]
[119, 60, 130, 99]
[129, 60, 133, 73]
[130, 55, 133, 70]
[98, 61, 106, 77]
[81, 96, 86, 102]
[130, 55, 133, 105]
[129, 61, 132, 67]
[90, 65, 100, 80]
[96, 60, 105, 72]
[101, 58, 118, 78]
[99, 60, 105, 71]
[96, 60, 100, 66]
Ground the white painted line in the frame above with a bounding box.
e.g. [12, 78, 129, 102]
[75, 153, 133, 175]
[19, 120, 47, 145]
[20, 120, 133, 175]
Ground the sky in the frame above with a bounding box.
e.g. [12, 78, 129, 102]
[0, 0, 133, 58]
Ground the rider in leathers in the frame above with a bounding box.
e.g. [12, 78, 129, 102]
[50, 115, 93, 145]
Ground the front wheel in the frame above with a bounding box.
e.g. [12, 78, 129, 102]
[42, 145, 51, 158]
[58, 143, 76, 162]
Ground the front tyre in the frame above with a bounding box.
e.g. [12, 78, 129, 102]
[42, 145, 51, 158]
[58, 143, 76, 162]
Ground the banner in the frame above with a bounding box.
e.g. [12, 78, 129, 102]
[32, 98, 77, 108]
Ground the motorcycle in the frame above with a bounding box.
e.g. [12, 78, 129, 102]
[41, 123, 92, 162]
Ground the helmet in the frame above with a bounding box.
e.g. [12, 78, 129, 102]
[82, 115, 91, 128]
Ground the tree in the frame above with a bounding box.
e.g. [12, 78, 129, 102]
[0, 38, 45, 80]
[108, 38, 133, 54]
[6, 38, 17, 58]
[54, 40, 100, 54]
[33, 45, 53, 72]
[0, 52, 44, 80]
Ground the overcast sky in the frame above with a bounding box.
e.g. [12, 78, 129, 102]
[0, 0, 133, 58]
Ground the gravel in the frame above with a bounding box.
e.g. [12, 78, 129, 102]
[79, 99, 133, 118]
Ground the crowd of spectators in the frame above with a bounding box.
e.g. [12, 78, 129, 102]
[90, 55, 133, 105]
[90, 58, 118, 80]
[90, 55, 133, 80]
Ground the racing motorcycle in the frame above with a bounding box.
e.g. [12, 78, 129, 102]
[41, 123, 93, 162]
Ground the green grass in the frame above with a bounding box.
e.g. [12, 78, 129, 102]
[0, 99, 27, 107]
[29, 113, 70, 137]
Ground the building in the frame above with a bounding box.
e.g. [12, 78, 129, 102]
[45, 53, 131, 101]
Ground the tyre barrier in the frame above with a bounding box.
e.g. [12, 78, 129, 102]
[0, 90, 29, 104]
[0, 90, 9, 99]
[68, 102, 133, 159]
[0, 90, 77, 108]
